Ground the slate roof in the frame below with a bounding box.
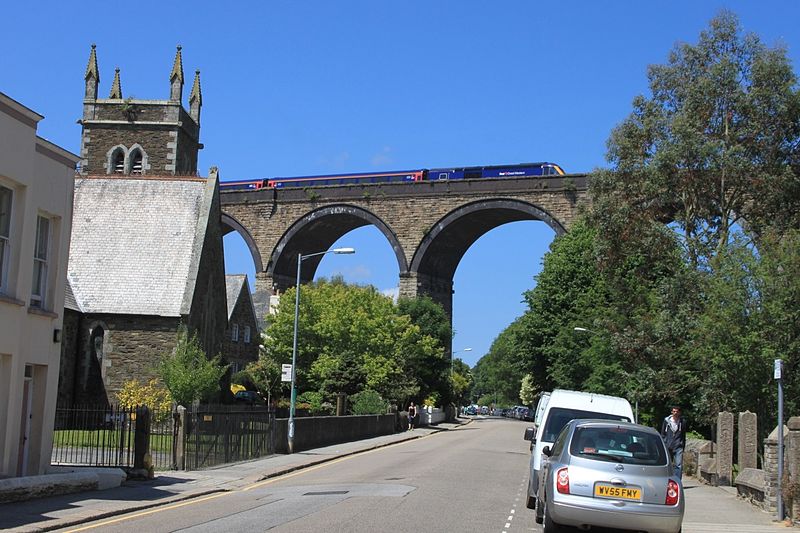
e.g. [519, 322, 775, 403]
[64, 278, 82, 312]
[68, 175, 212, 316]
[225, 274, 246, 320]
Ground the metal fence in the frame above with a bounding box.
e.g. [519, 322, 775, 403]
[51, 403, 276, 471]
[184, 405, 276, 470]
[51, 404, 138, 468]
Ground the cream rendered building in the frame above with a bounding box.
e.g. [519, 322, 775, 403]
[0, 92, 78, 477]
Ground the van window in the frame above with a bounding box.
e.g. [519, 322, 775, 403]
[542, 407, 631, 443]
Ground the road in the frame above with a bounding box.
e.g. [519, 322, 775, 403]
[50, 416, 783, 533]
[57, 417, 537, 533]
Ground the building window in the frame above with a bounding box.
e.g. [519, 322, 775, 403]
[30, 215, 50, 308]
[0, 185, 11, 292]
[244, 326, 251, 344]
[231, 323, 239, 342]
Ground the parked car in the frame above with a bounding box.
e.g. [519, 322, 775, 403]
[234, 390, 264, 405]
[534, 418, 684, 533]
[465, 405, 477, 416]
[524, 389, 634, 509]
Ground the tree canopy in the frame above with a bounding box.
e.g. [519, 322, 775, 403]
[258, 277, 448, 406]
[472, 11, 799, 436]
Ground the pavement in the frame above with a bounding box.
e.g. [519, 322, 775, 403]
[0, 417, 792, 532]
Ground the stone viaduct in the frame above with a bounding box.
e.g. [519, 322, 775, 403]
[220, 174, 590, 325]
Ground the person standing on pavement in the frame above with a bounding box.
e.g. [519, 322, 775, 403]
[407, 402, 417, 431]
[660, 405, 686, 478]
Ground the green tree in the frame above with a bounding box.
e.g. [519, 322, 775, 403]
[451, 358, 473, 406]
[350, 389, 389, 415]
[262, 277, 439, 405]
[519, 374, 538, 406]
[244, 348, 284, 406]
[158, 330, 229, 406]
[471, 318, 526, 406]
[397, 295, 451, 402]
[593, 10, 800, 270]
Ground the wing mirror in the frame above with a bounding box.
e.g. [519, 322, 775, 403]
[542, 446, 552, 457]
[523, 427, 536, 442]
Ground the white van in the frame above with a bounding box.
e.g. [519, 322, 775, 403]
[523, 389, 634, 508]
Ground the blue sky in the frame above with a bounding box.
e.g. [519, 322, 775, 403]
[3, 2, 799, 368]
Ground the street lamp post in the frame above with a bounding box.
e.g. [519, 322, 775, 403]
[288, 247, 355, 454]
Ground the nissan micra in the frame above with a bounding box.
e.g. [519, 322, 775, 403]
[535, 419, 684, 533]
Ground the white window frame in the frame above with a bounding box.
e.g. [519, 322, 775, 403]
[0, 185, 11, 293]
[231, 323, 239, 342]
[243, 326, 251, 344]
[30, 215, 50, 308]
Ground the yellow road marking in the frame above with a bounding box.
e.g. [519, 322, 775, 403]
[63, 492, 229, 532]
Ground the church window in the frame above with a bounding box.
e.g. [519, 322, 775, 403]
[231, 323, 239, 342]
[113, 150, 125, 174]
[130, 149, 143, 175]
[244, 326, 251, 344]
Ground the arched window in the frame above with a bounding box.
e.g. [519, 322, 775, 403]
[130, 149, 143, 175]
[113, 150, 125, 174]
[91, 326, 105, 363]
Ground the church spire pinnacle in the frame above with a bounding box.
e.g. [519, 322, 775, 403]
[84, 44, 99, 100]
[169, 45, 184, 102]
[109, 67, 123, 99]
[189, 70, 202, 124]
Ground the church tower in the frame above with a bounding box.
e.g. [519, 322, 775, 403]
[78, 45, 203, 176]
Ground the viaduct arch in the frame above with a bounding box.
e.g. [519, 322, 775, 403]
[220, 174, 589, 324]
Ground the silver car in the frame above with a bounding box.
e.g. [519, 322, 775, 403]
[535, 419, 684, 533]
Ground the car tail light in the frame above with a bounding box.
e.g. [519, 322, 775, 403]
[556, 468, 570, 494]
[665, 480, 680, 505]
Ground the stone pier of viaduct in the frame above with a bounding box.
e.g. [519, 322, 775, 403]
[220, 174, 589, 324]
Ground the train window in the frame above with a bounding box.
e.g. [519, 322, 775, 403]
[438, 173, 449, 180]
[465, 170, 482, 179]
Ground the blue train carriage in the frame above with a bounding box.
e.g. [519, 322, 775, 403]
[268, 169, 425, 188]
[219, 179, 268, 191]
[429, 162, 564, 180]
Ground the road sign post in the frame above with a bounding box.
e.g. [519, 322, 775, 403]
[775, 359, 784, 521]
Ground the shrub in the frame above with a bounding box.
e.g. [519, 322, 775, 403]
[116, 378, 172, 423]
[297, 391, 334, 415]
[158, 330, 229, 406]
[350, 390, 388, 415]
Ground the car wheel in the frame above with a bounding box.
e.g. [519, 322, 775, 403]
[542, 499, 562, 533]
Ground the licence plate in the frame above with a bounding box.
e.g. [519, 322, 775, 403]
[595, 484, 641, 500]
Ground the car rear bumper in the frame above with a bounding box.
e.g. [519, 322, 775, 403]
[550, 494, 683, 533]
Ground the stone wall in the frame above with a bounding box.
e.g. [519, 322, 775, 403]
[223, 289, 259, 373]
[57, 309, 81, 406]
[272, 414, 396, 454]
[58, 313, 181, 405]
[80, 100, 199, 177]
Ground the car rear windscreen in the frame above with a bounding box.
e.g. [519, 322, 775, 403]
[570, 425, 668, 465]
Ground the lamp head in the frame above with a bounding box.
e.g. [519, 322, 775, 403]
[332, 247, 355, 254]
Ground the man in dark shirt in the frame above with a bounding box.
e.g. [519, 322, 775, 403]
[660, 406, 687, 478]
